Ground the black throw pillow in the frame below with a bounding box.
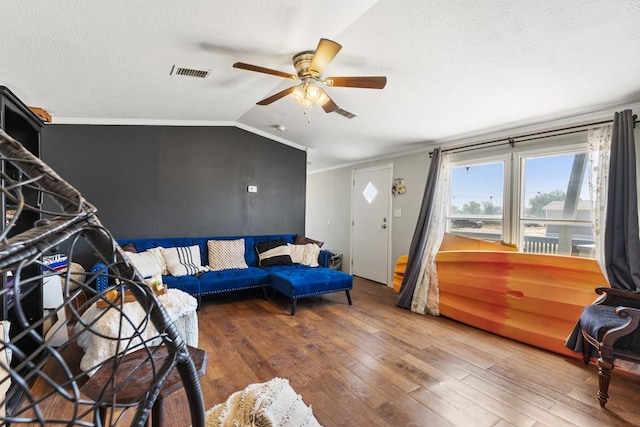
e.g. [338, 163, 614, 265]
[255, 239, 293, 267]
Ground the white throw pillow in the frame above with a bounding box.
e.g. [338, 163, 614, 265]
[161, 245, 209, 277]
[255, 240, 293, 267]
[147, 247, 167, 274]
[301, 243, 320, 267]
[207, 239, 248, 271]
[288, 243, 306, 264]
[287, 243, 320, 267]
[122, 248, 165, 278]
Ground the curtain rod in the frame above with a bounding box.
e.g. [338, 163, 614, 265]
[429, 114, 638, 157]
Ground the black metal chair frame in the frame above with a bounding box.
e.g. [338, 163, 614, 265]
[0, 130, 205, 426]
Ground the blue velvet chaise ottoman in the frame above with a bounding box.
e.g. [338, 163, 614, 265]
[265, 264, 353, 315]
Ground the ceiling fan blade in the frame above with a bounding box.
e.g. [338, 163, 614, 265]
[309, 38, 342, 75]
[322, 97, 339, 113]
[233, 62, 297, 80]
[319, 88, 338, 113]
[324, 76, 387, 89]
[256, 86, 297, 105]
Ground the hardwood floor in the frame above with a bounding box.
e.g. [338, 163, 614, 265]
[162, 277, 640, 427]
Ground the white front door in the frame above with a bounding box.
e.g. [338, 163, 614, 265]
[351, 165, 392, 285]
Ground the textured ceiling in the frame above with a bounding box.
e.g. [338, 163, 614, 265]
[2, 1, 640, 172]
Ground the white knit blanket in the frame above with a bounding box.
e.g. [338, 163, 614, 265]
[205, 378, 322, 427]
[75, 288, 198, 375]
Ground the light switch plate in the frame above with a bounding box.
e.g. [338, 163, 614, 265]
[247, 185, 257, 193]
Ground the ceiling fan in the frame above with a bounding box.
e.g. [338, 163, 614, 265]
[233, 38, 387, 117]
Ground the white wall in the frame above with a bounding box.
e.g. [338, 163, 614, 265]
[306, 151, 432, 279]
[307, 111, 640, 282]
[306, 167, 352, 266]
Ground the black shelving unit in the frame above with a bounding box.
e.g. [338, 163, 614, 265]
[0, 86, 44, 411]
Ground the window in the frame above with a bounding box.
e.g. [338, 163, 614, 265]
[520, 152, 592, 257]
[449, 161, 504, 241]
[447, 138, 593, 258]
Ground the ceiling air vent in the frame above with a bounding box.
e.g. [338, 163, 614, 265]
[335, 107, 357, 119]
[170, 65, 211, 79]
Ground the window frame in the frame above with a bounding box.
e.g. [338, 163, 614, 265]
[448, 154, 510, 242]
[447, 133, 590, 253]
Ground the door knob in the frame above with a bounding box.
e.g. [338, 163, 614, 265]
[381, 224, 387, 229]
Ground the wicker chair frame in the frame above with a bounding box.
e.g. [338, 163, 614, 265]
[0, 129, 205, 426]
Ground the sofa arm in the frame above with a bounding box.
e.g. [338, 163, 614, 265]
[318, 250, 334, 268]
[318, 250, 343, 271]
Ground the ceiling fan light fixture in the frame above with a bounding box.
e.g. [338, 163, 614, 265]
[305, 81, 321, 102]
[291, 85, 305, 102]
[290, 85, 312, 108]
[317, 89, 330, 107]
[290, 81, 325, 109]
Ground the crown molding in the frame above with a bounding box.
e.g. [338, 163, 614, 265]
[308, 101, 640, 175]
[50, 117, 235, 126]
[233, 122, 306, 152]
[47, 117, 307, 152]
[435, 100, 640, 151]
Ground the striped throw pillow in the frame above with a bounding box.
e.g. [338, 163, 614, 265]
[255, 240, 293, 267]
[161, 245, 209, 277]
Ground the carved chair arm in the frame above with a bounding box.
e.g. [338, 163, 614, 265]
[602, 306, 640, 350]
[594, 286, 640, 306]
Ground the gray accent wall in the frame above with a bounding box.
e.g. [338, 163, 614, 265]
[41, 125, 306, 240]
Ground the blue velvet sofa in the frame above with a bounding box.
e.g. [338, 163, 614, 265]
[107, 234, 353, 315]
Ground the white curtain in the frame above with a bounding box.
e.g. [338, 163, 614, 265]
[411, 153, 451, 315]
[587, 124, 613, 281]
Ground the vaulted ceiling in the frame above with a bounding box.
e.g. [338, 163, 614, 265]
[3, 1, 640, 172]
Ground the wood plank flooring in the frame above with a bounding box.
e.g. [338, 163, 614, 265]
[162, 277, 640, 426]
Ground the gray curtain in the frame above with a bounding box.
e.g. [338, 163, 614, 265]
[604, 109, 640, 291]
[565, 109, 638, 352]
[396, 147, 442, 308]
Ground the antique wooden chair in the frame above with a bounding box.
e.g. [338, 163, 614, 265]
[579, 286, 640, 407]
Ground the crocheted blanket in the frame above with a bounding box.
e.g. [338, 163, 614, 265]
[75, 288, 198, 375]
[205, 377, 322, 427]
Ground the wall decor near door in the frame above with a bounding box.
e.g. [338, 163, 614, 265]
[392, 177, 406, 196]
